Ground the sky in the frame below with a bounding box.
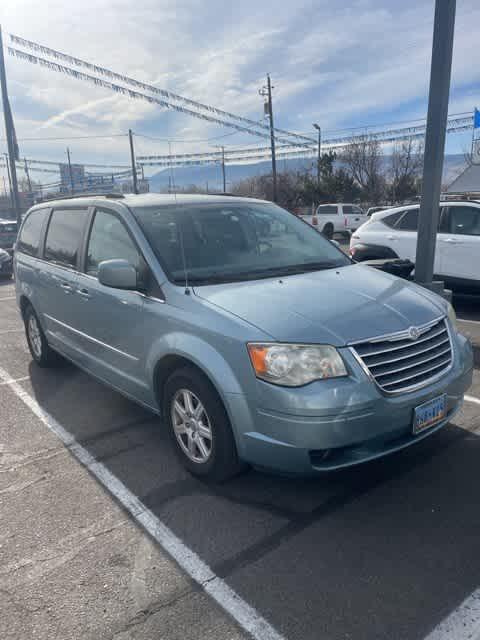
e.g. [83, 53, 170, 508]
[0, 0, 479, 185]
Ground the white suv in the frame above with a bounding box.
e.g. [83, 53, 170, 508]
[350, 201, 480, 293]
[301, 203, 367, 238]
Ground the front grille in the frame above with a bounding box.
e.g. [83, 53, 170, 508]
[351, 317, 452, 394]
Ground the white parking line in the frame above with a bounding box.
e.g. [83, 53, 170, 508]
[0, 296, 16, 301]
[0, 329, 23, 335]
[0, 365, 285, 640]
[425, 589, 480, 639]
[465, 395, 480, 406]
[0, 375, 29, 386]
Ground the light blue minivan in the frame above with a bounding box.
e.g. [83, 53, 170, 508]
[14, 194, 473, 481]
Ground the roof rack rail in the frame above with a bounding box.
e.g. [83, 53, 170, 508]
[35, 192, 125, 204]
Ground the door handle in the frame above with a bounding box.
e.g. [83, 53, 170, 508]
[60, 282, 72, 293]
[386, 235, 396, 240]
[441, 238, 459, 244]
[77, 288, 91, 299]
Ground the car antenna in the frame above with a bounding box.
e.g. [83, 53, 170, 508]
[169, 141, 190, 295]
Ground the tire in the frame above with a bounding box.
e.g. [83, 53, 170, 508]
[164, 366, 245, 482]
[24, 305, 63, 368]
[322, 223, 334, 239]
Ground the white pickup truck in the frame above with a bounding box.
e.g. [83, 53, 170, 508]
[301, 203, 368, 239]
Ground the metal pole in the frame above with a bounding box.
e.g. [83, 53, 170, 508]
[4, 153, 13, 208]
[313, 124, 321, 185]
[0, 26, 21, 224]
[266, 74, 277, 202]
[414, 0, 456, 291]
[66, 147, 74, 194]
[128, 129, 138, 194]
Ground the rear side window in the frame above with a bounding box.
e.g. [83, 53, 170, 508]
[86, 210, 141, 276]
[17, 209, 48, 257]
[317, 205, 337, 215]
[397, 208, 419, 231]
[44, 208, 89, 269]
[381, 211, 404, 228]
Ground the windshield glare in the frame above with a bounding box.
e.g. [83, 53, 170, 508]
[132, 202, 350, 284]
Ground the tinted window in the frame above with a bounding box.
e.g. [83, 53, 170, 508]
[0, 222, 17, 233]
[17, 209, 48, 257]
[449, 206, 480, 236]
[44, 209, 89, 268]
[86, 210, 141, 276]
[317, 205, 337, 215]
[381, 211, 404, 228]
[397, 208, 419, 231]
[132, 202, 350, 285]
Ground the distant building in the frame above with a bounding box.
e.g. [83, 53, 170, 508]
[447, 163, 480, 193]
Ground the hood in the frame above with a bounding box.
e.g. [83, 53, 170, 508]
[193, 264, 446, 345]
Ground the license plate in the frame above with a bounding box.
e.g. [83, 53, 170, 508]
[413, 395, 446, 434]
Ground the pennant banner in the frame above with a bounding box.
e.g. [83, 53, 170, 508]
[9, 33, 315, 147]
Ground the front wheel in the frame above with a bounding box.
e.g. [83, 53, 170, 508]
[164, 367, 245, 482]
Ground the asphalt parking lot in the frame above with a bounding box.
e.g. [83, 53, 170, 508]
[1, 276, 480, 640]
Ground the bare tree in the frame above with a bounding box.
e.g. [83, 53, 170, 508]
[389, 138, 424, 203]
[341, 136, 386, 203]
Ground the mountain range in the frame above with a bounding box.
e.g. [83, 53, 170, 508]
[147, 154, 467, 193]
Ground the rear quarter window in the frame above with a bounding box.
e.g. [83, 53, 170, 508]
[17, 209, 48, 257]
[380, 211, 404, 228]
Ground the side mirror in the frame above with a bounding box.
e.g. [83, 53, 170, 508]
[98, 259, 138, 290]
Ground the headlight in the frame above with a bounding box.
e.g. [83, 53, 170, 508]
[447, 303, 458, 331]
[247, 343, 347, 386]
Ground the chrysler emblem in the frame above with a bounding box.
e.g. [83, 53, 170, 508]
[409, 326, 420, 340]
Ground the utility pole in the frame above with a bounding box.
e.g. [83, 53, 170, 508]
[260, 74, 277, 202]
[0, 26, 21, 223]
[414, 0, 456, 297]
[216, 146, 226, 192]
[313, 123, 321, 185]
[128, 129, 138, 194]
[24, 157, 32, 199]
[66, 147, 75, 194]
[4, 153, 13, 208]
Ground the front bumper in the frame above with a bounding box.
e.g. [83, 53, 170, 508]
[230, 332, 473, 474]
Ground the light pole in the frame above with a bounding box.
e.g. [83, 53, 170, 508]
[414, 0, 456, 298]
[313, 123, 321, 185]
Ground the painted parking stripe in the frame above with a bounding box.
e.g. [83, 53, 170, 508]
[0, 296, 16, 301]
[0, 365, 285, 640]
[0, 329, 23, 335]
[465, 395, 480, 406]
[424, 589, 480, 639]
[0, 375, 29, 386]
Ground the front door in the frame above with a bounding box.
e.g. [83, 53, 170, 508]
[73, 208, 150, 401]
[438, 204, 480, 284]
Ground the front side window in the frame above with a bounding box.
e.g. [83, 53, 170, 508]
[44, 209, 89, 268]
[448, 206, 480, 236]
[397, 208, 419, 231]
[86, 210, 141, 276]
[17, 209, 48, 257]
[131, 202, 350, 285]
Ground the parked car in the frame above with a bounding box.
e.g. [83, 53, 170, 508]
[301, 203, 368, 239]
[0, 248, 13, 279]
[14, 194, 472, 481]
[350, 200, 480, 293]
[0, 219, 18, 251]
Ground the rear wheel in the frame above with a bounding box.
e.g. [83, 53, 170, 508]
[164, 366, 244, 482]
[322, 223, 334, 239]
[24, 305, 62, 368]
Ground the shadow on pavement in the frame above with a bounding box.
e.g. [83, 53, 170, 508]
[26, 360, 480, 640]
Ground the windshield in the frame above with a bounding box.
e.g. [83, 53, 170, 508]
[131, 201, 350, 285]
